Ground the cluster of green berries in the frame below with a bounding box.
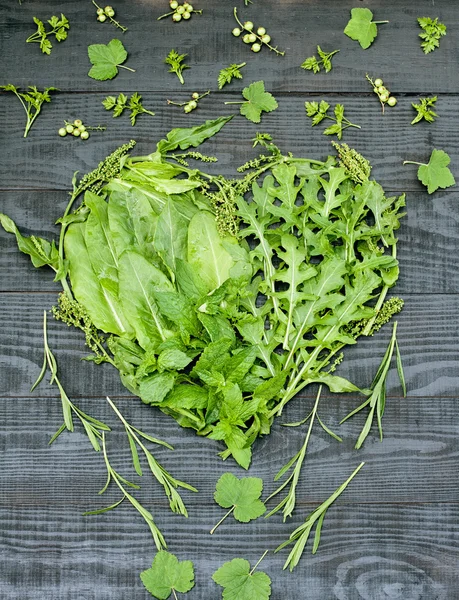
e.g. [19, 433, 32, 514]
[168, 91, 209, 113]
[373, 77, 397, 107]
[232, 22, 271, 53]
[58, 120, 91, 140]
[95, 5, 116, 22]
[169, 1, 200, 22]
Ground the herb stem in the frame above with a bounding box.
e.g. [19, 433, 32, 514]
[118, 65, 136, 72]
[402, 160, 424, 166]
[249, 550, 269, 575]
[210, 506, 235, 534]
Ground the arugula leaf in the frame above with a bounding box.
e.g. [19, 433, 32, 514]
[418, 17, 446, 54]
[165, 49, 189, 85]
[211, 472, 265, 533]
[404, 149, 455, 194]
[225, 81, 278, 123]
[88, 39, 135, 80]
[218, 62, 247, 89]
[411, 96, 438, 124]
[212, 553, 271, 600]
[344, 8, 388, 49]
[141, 551, 194, 599]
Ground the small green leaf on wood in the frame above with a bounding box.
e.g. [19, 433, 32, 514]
[88, 38, 135, 80]
[403, 149, 455, 194]
[344, 8, 388, 49]
[212, 553, 271, 600]
[140, 551, 195, 599]
[225, 81, 278, 123]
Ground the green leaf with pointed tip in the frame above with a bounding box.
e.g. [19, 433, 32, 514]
[214, 472, 265, 522]
[212, 558, 271, 600]
[239, 81, 278, 124]
[344, 8, 383, 49]
[156, 116, 233, 154]
[140, 551, 194, 599]
[88, 39, 131, 80]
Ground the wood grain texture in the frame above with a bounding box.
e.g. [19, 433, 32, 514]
[1, 0, 459, 597]
[0, 0, 458, 93]
[2, 189, 459, 294]
[1, 92, 459, 192]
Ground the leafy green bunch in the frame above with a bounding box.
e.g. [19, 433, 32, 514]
[26, 13, 69, 54]
[1, 118, 406, 470]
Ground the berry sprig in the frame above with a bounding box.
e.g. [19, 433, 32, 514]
[158, 1, 202, 22]
[167, 91, 210, 113]
[366, 74, 397, 114]
[92, 1, 127, 32]
[232, 7, 285, 55]
[58, 119, 106, 140]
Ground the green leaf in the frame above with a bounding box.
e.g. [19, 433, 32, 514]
[140, 551, 194, 599]
[344, 8, 385, 49]
[88, 39, 132, 80]
[154, 199, 188, 274]
[139, 372, 177, 405]
[239, 81, 278, 124]
[214, 472, 265, 523]
[417, 149, 455, 194]
[188, 212, 236, 292]
[218, 62, 246, 89]
[156, 116, 233, 154]
[212, 557, 271, 600]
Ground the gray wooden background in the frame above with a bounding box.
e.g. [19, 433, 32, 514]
[1, 0, 458, 598]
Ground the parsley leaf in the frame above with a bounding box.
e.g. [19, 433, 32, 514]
[404, 149, 456, 194]
[225, 81, 278, 123]
[165, 49, 189, 85]
[418, 17, 446, 54]
[305, 101, 360, 139]
[26, 13, 70, 54]
[140, 551, 195, 599]
[411, 96, 438, 125]
[102, 92, 155, 125]
[212, 553, 271, 600]
[301, 46, 339, 74]
[0, 84, 58, 137]
[218, 62, 247, 89]
[87, 39, 135, 80]
[344, 8, 388, 49]
[210, 472, 265, 533]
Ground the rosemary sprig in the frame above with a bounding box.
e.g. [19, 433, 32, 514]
[107, 397, 198, 516]
[275, 462, 365, 570]
[83, 432, 167, 551]
[32, 311, 110, 450]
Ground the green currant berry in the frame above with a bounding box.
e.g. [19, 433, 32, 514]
[104, 6, 112, 12]
[244, 20, 254, 30]
[172, 12, 182, 21]
[183, 11, 191, 19]
[191, 92, 200, 99]
[186, 3, 194, 10]
[58, 127, 67, 137]
[232, 27, 241, 36]
[261, 34, 271, 43]
[380, 92, 389, 102]
[257, 26, 266, 36]
[374, 78, 383, 87]
[98, 14, 106, 22]
[65, 124, 74, 134]
[96, 8, 104, 15]
[78, 125, 86, 132]
[243, 34, 251, 44]
[73, 119, 83, 127]
[80, 131, 90, 140]
[184, 104, 192, 113]
[387, 96, 397, 107]
[177, 5, 185, 14]
[73, 129, 81, 137]
[248, 33, 257, 43]
[251, 43, 261, 52]
[378, 86, 387, 94]
[106, 8, 115, 17]
[189, 100, 198, 109]
[170, 0, 179, 6]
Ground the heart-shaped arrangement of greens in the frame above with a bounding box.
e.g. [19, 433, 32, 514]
[0, 116, 405, 469]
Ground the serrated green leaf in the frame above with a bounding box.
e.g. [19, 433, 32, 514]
[140, 551, 194, 599]
[239, 81, 278, 124]
[214, 472, 265, 523]
[417, 149, 456, 194]
[344, 7, 382, 49]
[212, 557, 271, 600]
[88, 39, 131, 81]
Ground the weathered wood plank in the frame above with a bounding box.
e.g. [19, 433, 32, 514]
[2, 189, 458, 294]
[0, 92, 458, 192]
[0, 0, 457, 93]
[0, 395, 458, 504]
[0, 503, 457, 599]
[1, 292, 458, 398]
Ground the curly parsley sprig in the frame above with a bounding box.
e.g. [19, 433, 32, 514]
[165, 49, 189, 84]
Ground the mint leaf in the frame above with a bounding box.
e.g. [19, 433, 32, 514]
[140, 551, 194, 599]
[212, 555, 271, 600]
[88, 39, 134, 80]
[344, 8, 388, 49]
